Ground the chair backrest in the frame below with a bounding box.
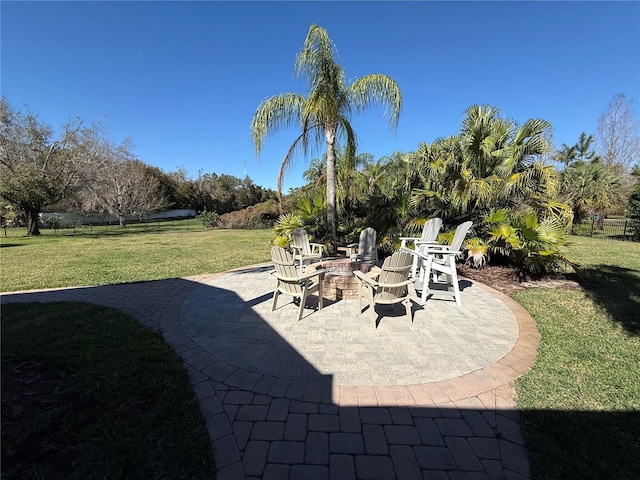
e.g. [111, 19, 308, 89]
[358, 227, 377, 260]
[292, 228, 313, 255]
[421, 218, 443, 243]
[271, 247, 302, 294]
[449, 221, 473, 252]
[375, 251, 413, 302]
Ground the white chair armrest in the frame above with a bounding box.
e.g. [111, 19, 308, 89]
[274, 269, 326, 282]
[399, 236, 420, 249]
[422, 247, 461, 256]
[420, 244, 451, 252]
[298, 269, 326, 281]
[377, 279, 413, 289]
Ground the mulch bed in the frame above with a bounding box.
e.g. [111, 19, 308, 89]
[456, 264, 582, 296]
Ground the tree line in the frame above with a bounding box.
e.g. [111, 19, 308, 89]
[251, 24, 639, 274]
[0, 97, 277, 234]
[275, 99, 639, 273]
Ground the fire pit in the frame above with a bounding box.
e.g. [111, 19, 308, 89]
[307, 258, 379, 301]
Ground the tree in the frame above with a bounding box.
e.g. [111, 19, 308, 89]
[303, 157, 326, 185]
[411, 105, 563, 223]
[596, 93, 640, 169]
[251, 24, 402, 250]
[561, 158, 624, 223]
[554, 143, 578, 170]
[0, 98, 108, 235]
[405, 105, 573, 273]
[83, 156, 169, 227]
[574, 132, 597, 162]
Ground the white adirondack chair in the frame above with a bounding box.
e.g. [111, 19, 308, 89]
[348, 227, 378, 263]
[354, 250, 414, 325]
[291, 227, 323, 273]
[401, 221, 472, 306]
[270, 247, 326, 321]
[399, 217, 443, 278]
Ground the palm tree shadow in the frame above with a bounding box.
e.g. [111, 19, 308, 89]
[570, 264, 640, 336]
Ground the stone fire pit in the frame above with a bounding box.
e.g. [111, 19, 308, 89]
[306, 258, 379, 301]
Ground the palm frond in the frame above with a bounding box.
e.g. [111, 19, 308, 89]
[347, 74, 402, 130]
[250, 93, 307, 157]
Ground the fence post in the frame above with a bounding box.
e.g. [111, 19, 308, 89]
[590, 217, 595, 236]
[623, 220, 628, 241]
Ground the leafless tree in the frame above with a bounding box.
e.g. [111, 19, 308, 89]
[596, 93, 640, 170]
[83, 151, 169, 227]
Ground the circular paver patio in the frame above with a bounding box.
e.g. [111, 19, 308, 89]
[180, 265, 520, 386]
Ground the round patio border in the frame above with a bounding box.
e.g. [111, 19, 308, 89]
[184, 266, 541, 409]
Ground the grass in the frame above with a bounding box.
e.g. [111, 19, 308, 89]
[514, 235, 640, 479]
[1, 302, 215, 479]
[1, 226, 273, 291]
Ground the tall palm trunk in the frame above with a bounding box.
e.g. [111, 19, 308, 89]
[325, 125, 337, 254]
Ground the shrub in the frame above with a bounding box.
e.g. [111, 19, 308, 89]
[571, 221, 593, 236]
[45, 214, 64, 233]
[481, 209, 579, 275]
[196, 208, 219, 228]
[272, 213, 305, 247]
[217, 199, 280, 229]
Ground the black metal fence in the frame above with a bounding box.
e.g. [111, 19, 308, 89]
[571, 218, 639, 241]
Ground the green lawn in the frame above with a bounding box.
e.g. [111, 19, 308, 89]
[1, 226, 273, 292]
[514, 236, 640, 479]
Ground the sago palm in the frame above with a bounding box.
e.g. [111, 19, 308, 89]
[251, 24, 402, 250]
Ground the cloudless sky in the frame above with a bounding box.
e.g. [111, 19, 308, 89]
[2, 1, 639, 192]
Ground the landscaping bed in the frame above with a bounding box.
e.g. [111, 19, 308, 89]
[456, 263, 582, 297]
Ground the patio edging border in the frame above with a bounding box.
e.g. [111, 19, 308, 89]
[181, 268, 541, 409]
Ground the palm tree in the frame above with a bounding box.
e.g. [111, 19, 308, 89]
[251, 24, 402, 250]
[575, 131, 597, 162]
[303, 156, 326, 185]
[562, 158, 624, 223]
[411, 105, 561, 223]
[555, 143, 578, 170]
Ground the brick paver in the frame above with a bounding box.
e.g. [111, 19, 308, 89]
[1, 262, 540, 479]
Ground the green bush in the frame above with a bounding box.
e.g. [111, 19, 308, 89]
[571, 221, 593, 236]
[45, 214, 64, 233]
[480, 209, 579, 274]
[196, 208, 219, 228]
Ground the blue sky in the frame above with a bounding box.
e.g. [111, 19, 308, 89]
[2, 1, 639, 192]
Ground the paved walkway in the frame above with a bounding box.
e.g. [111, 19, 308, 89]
[1, 263, 540, 480]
